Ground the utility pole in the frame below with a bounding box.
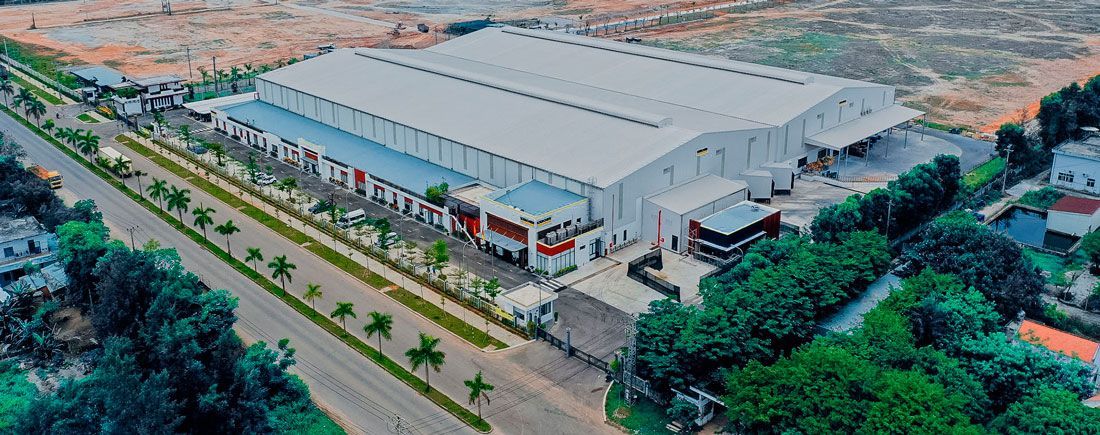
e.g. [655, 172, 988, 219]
[211, 56, 218, 96]
[185, 46, 193, 80]
[884, 197, 893, 240]
[1001, 146, 1013, 193]
[126, 226, 138, 250]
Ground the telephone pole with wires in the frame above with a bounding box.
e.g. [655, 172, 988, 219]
[126, 226, 139, 250]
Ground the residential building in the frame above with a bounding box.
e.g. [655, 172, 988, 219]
[210, 26, 920, 275]
[0, 216, 58, 286]
[1016, 320, 1100, 379]
[1050, 133, 1100, 194]
[111, 75, 187, 116]
[1046, 195, 1100, 237]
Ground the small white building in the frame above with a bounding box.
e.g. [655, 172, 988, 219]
[1046, 195, 1100, 237]
[641, 174, 748, 253]
[495, 282, 557, 327]
[111, 75, 187, 116]
[1050, 133, 1100, 195]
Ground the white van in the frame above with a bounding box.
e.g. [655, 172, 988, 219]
[336, 208, 366, 228]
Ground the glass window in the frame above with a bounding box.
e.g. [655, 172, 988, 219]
[1089, 179, 1096, 188]
[1058, 172, 1074, 183]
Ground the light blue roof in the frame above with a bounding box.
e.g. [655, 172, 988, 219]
[219, 101, 473, 194]
[699, 202, 776, 234]
[486, 180, 585, 215]
[70, 66, 126, 87]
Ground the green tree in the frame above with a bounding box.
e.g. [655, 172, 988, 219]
[425, 182, 449, 205]
[77, 130, 100, 158]
[302, 283, 322, 311]
[191, 205, 216, 240]
[147, 178, 169, 212]
[245, 247, 264, 271]
[165, 185, 191, 223]
[1080, 230, 1100, 270]
[995, 123, 1028, 157]
[0, 78, 12, 106]
[12, 87, 32, 109]
[363, 311, 393, 356]
[405, 332, 446, 392]
[177, 124, 192, 148]
[267, 255, 296, 296]
[859, 370, 976, 434]
[989, 387, 1100, 434]
[214, 219, 240, 256]
[206, 141, 226, 166]
[464, 371, 494, 422]
[427, 239, 449, 274]
[25, 98, 45, 127]
[666, 397, 700, 432]
[41, 118, 55, 135]
[329, 302, 356, 335]
[112, 156, 131, 185]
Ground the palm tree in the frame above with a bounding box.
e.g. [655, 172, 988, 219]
[77, 130, 100, 158]
[0, 78, 13, 106]
[132, 170, 146, 200]
[147, 178, 169, 211]
[464, 371, 494, 422]
[230, 65, 241, 81]
[245, 247, 264, 271]
[191, 205, 216, 240]
[268, 255, 296, 295]
[329, 301, 356, 334]
[206, 141, 226, 166]
[405, 332, 446, 392]
[41, 119, 55, 135]
[112, 156, 131, 186]
[303, 283, 323, 311]
[214, 220, 240, 256]
[12, 87, 33, 109]
[363, 311, 393, 357]
[26, 99, 45, 126]
[197, 66, 210, 85]
[165, 185, 191, 222]
[243, 63, 254, 76]
[177, 125, 192, 148]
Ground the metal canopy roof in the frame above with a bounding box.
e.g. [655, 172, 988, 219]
[645, 174, 748, 215]
[69, 66, 126, 87]
[699, 201, 779, 235]
[183, 92, 258, 115]
[805, 104, 923, 150]
[485, 230, 526, 252]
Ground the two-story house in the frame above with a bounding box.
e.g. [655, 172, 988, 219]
[0, 216, 58, 286]
[111, 75, 187, 116]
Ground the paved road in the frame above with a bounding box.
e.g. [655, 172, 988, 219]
[7, 101, 616, 435]
[5, 111, 462, 435]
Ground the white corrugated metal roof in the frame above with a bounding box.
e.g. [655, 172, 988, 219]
[184, 92, 258, 115]
[260, 49, 720, 188]
[429, 27, 890, 126]
[805, 104, 923, 150]
[644, 174, 748, 215]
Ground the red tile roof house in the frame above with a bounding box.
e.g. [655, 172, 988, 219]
[1046, 196, 1100, 237]
[1016, 320, 1100, 389]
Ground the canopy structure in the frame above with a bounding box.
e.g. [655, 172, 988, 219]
[805, 104, 923, 150]
[183, 92, 258, 116]
[485, 230, 526, 252]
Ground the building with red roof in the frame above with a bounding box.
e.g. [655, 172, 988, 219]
[1047, 195, 1100, 236]
[1017, 319, 1100, 366]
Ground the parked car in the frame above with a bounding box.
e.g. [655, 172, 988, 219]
[256, 173, 277, 186]
[189, 145, 208, 155]
[336, 208, 367, 229]
[308, 200, 333, 214]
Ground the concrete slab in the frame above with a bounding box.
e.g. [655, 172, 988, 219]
[771, 179, 862, 231]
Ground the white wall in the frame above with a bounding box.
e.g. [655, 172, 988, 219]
[1050, 152, 1100, 195]
[1047, 210, 1100, 236]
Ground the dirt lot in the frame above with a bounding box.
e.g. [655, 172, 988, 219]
[625, 0, 1100, 131]
[3, 0, 1097, 131]
[0, 0, 430, 77]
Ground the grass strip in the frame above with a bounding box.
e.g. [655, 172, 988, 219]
[604, 383, 674, 434]
[117, 134, 518, 347]
[76, 113, 100, 123]
[963, 157, 1005, 189]
[388, 288, 508, 350]
[8, 73, 64, 105]
[4, 106, 491, 433]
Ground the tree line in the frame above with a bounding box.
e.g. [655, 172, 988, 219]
[723, 213, 1098, 433]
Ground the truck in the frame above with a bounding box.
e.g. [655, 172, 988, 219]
[28, 165, 63, 189]
[97, 146, 132, 177]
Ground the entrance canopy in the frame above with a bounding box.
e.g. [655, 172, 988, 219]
[805, 104, 923, 151]
[486, 230, 526, 252]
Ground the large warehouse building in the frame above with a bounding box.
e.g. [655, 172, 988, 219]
[211, 26, 922, 274]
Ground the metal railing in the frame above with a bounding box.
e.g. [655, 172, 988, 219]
[0, 54, 80, 100]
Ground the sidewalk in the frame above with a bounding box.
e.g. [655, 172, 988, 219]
[126, 133, 527, 348]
